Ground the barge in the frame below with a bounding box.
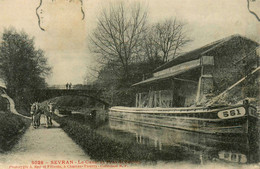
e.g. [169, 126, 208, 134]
[109, 101, 258, 135]
[109, 35, 260, 135]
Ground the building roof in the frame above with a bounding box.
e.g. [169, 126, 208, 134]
[154, 34, 259, 72]
[133, 34, 259, 87]
[132, 63, 200, 86]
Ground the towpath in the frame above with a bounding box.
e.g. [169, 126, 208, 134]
[0, 116, 91, 168]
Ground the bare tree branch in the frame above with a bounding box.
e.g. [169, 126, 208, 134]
[152, 18, 191, 62]
[89, 2, 147, 80]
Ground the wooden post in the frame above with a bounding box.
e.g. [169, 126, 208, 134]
[154, 138, 158, 148]
[196, 67, 203, 103]
[159, 91, 162, 107]
[148, 91, 153, 107]
[154, 91, 157, 107]
[136, 93, 138, 107]
[171, 79, 176, 107]
[170, 90, 173, 107]
[139, 93, 142, 108]
[196, 56, 214, 105]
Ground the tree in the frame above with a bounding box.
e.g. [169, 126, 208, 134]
[140, 27, 164, 69]
[152, 18, 190, 62]
[89, 2, 147, 82]
[0, 28, 51, 104]
[88, 4, 191, 106]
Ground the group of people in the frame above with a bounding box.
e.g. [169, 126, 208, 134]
[66, 83, 72, 89]
[30, 102, 54, 128]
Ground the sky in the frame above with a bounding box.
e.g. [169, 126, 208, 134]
[0, 0, 259, 85]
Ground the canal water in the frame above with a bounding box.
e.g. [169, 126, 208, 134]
[71, 111, 260, 166]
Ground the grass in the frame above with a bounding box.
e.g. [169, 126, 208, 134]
[0, 112, 31, 152]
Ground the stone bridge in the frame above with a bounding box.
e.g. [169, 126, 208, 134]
[34, 89, 109, 107]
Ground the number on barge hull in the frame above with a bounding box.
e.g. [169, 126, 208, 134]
[218, 151, 247, 163]
[217, 107, 245, 119]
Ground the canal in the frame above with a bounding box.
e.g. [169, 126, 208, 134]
[58, 111, 260, 167]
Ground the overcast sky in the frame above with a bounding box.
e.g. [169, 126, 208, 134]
[0, 0, 259, 85]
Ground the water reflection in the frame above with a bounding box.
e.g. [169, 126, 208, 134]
[104, 119, 259, 164]
[69, 111, 259, 165]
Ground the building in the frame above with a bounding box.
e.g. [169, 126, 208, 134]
[133, 35, 259, 108]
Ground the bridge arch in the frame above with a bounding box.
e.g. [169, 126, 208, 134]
[34, 89, 109, 108]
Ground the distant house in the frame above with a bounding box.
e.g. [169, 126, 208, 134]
[133, 35, 259, 108]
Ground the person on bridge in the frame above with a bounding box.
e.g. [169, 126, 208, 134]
[66, 83, 69, 89]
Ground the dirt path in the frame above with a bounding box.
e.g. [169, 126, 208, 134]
[0, 116, 91, 168]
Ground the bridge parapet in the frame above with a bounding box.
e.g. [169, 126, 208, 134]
[35, 89, 108, 106]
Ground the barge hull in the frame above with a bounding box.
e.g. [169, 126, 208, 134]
[109, 105, 258, 135]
